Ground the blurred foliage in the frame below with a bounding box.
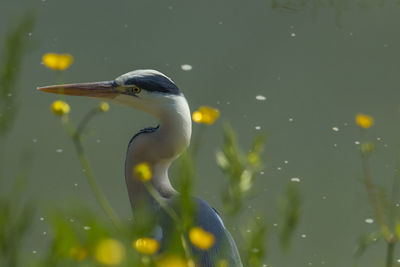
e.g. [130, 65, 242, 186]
[0, 163, 34, 267]
[354, 119, 400, 267]
[177, 151, 195, 231]
[278, 182, 301, 251]
[0, 12, 35, 137]
[216, 123, 265, 216]
[354, 231, 380, 260]
[242, 216, 267, 267]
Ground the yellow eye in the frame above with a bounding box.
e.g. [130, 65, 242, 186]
[132, 86, 141, 94]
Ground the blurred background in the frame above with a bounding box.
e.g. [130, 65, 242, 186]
[1, 0, 400, 266]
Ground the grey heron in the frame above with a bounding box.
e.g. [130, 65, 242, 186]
[38, 69, 243, 266]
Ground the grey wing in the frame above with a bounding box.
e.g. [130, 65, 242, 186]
[192, 198, 243, 267]
[156, 197, 243, 267]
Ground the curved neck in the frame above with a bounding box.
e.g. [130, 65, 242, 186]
[124, 95, 192, 210]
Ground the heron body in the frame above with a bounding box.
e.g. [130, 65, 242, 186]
[39, 69, 243, 266]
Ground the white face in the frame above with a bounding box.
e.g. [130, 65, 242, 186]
[111, 69, 185, 118]
[112, 90, 181, 117]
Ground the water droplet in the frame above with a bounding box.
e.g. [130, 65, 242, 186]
[255, 95, 266, 101]
[291, 32, 296, 37]
[56, 148, 63, 153]
[255, 126, 261, 130]
[332, 127, 339, 132]
[260, 171, 265, 175]
[301, 233, 307, 238]
[291, 177, 300, 182]
[288, 118, 294, 122]
[354, 141, 360, 145]
[284, 160, 289, 164]
[181, 64, 192, 71]
[365, 218, 374, 224]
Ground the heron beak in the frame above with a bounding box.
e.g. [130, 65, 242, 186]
[37, 80, 119, 99]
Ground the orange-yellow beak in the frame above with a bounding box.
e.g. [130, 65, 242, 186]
[37, 80, 119, 99]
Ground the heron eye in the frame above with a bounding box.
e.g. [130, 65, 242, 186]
[132, 86, 141, 94]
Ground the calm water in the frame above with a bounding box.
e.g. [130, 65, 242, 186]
[2, 1, 400, 266]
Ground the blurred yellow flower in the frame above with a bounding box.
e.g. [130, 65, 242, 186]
[69, 245, 88, 261]
[99, 102, 110, 112]
[356, 113, 374, 129]
[134, 162, 152, 182]
[133, 237, 159, 255]
[42, 53, 74, 71]
[189, 227, 215, 250]
[95, 238, 125, 266]
[217, 259, 229, 267]
[192, 106, 220, 125]
[51, 100, 70, 116]
[156, 255, 192, 267]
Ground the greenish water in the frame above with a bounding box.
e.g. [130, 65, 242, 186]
[2, 1, 400, 266]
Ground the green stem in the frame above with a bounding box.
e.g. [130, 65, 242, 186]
[386, 241, 395, 267]
[144, 182, 194, 261]
[361, 154, 387, 230]
[190, 125, 205, 159]
[62, 115, 120, 227]
[144, 182, 179, 222]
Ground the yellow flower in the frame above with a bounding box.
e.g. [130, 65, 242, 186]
[69, 245, 88, 261]
[133, 237, 159, 255]
[188, 227, 215, 250]
[95, 238, 125, 266]
[217, 260, 229, 267]
[356, 113, 374, 129]
[192, 106, 220, 125]
[42, 53, 74, 71]
[133, 162, 152, 182]
[51, 100, 70, 116]
[99, 102, 110, 112]
[156, 255, 192, 267]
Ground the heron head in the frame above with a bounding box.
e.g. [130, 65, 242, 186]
[38, 69, 184, 117]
